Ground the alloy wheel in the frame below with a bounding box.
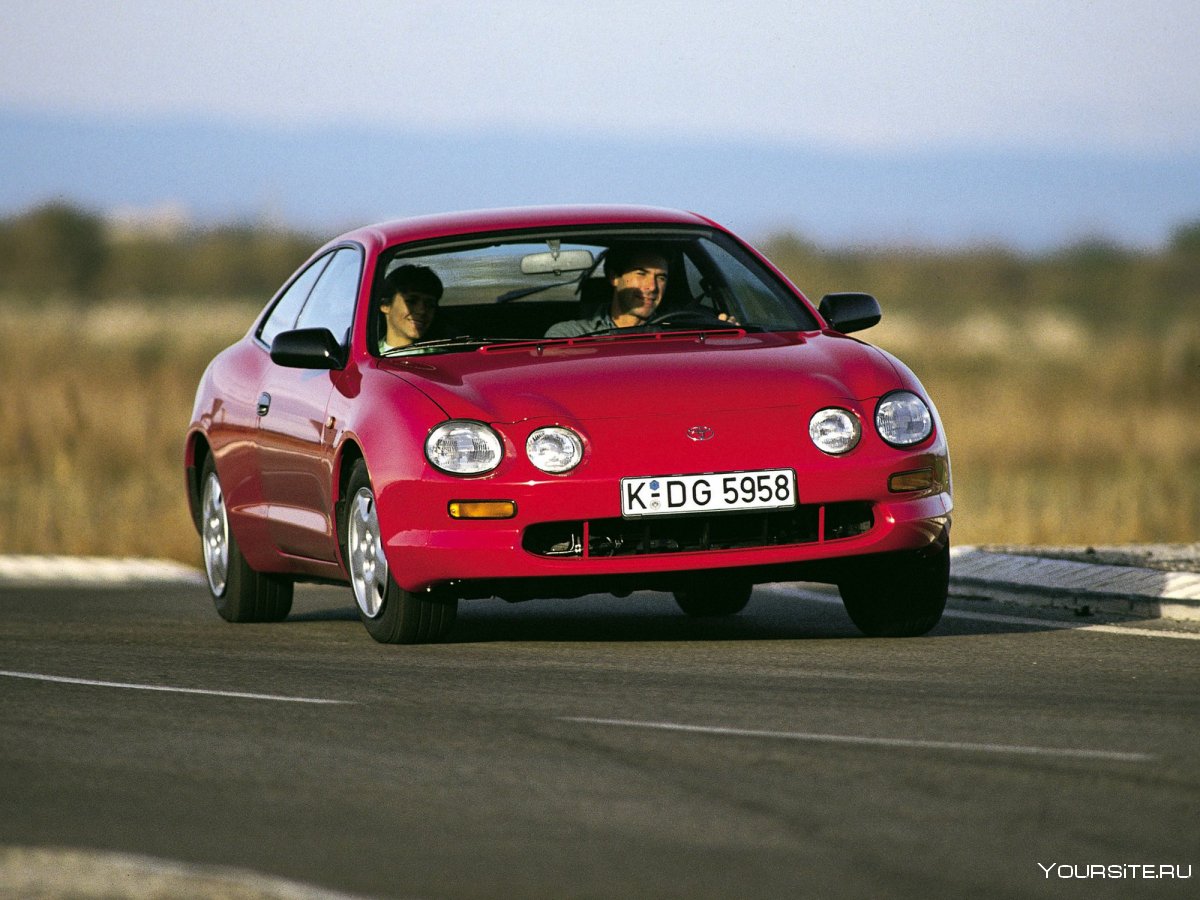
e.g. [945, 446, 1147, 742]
[201, 471, 229, 596]
[348, 487, 388, 618]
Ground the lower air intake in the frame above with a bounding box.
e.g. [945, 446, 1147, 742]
[522, 502, 873, 558]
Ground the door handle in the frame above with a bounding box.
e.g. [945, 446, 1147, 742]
[257, 392, 272, 416]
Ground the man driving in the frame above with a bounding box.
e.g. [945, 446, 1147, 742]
[545, 246, 669, 338]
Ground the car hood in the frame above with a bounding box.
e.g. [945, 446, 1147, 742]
[378, 332, 904, 424]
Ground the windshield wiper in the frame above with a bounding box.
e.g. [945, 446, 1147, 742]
[577, 321, 765, 338]
[381, 335, 520, 355]
[576, 308, 767, 337]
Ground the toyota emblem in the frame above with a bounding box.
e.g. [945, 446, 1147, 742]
[686, 425, 715, 442]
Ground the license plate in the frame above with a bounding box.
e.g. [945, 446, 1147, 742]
[620, 469, 797, 518]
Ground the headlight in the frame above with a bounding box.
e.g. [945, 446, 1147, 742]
[876, 391, 933, 446]
[526, 426, 584, 473]
[809, 408, 861, 455]
[425, 421, 503, 474]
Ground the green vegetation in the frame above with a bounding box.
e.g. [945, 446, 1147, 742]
[761, 222, 1200, 334]
[0, 203, 1196, 562]
[0, 202, 317, 301]
[3, 201, 1198, 329]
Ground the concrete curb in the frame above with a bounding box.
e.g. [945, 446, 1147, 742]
[950, 546, 1200, 622]
[0, 555, 206, 588]
[0, 846, 370, 900]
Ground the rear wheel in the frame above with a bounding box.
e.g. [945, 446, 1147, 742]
[838, 542, 949, 637]
[199, 456, 293, 623]
[343, 459, 457, 644]
[673, 579, 753, 617]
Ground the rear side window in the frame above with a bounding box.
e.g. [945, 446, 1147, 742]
[295, 247, 363, 346]
[258, 254, 330, 348]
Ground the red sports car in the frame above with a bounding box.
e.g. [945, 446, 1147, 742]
[185, 206, 952, 643]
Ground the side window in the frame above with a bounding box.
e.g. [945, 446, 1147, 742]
[258, 255, 330, 348]
[295, 247, 363, 346]
[701, 240, 818, 330]
[678, 253, 710, 309]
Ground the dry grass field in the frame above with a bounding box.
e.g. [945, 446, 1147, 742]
[871, 311, 1200, 545]
[0, 301, 251, 564]
[1, 298, 1196, 567]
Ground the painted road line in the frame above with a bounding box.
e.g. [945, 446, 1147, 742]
[766, 585, 1200, 640]
[0, 670, 353, 705]
[940, 608, 1200, 640]
[564, 717, 1154, 763]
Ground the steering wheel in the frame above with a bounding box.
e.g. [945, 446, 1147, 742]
[645, 307, 733, 330]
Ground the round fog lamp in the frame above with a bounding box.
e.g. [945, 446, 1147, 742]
[527, 426, 583, 473]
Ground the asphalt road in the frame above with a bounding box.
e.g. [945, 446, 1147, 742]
[2, 582, 1198, 899]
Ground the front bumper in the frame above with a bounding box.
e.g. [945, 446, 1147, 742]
[374, 404, 952, 597]
[381, 485, 951, 597]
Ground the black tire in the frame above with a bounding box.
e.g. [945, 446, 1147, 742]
[838, 541, 949, 637]
[199, 456, 293, 623]
[342, 459, 457, 644]
[673, 579, 753, 617]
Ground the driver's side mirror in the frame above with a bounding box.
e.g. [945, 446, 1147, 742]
[270, 328, 346, 369]
[818, 293, 882, 334]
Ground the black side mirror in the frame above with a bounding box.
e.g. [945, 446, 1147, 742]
[818, 293, 882, 334]
[270, 328, 346, 369]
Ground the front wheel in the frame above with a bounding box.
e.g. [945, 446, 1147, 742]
[199, 456, 293, 623]
[342, 460, 456, 644]
[838, 542, 949, 637]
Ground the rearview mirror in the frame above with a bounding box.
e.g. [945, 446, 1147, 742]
[818, 293, 882, 334]
[270, 328, 346, 369]
[520, 249, 595, 275]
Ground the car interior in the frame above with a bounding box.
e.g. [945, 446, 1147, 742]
[367, 228, 820, 355]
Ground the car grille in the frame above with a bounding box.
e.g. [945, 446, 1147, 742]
[522, 502, 873, 558]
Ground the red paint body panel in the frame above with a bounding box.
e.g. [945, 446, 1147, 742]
[186, 206, 951, 598]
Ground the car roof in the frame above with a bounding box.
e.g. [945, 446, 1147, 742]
[331, 205, 724, 251]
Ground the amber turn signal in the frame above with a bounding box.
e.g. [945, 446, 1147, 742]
[888, 468, 935, 493]
[449, 500, 517, 519]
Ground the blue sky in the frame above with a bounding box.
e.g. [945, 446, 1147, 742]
[3, 1, 1199, 249]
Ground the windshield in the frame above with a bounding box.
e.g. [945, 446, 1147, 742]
[372, 226, 818, 356]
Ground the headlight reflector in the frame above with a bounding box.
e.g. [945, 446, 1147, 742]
[425, 421, 503, 474]
[876, 391, 933, 446]
[526, 426, 584, 473]
[809, 408, 861, 455]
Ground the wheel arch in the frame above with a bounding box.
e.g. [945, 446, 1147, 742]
[333, 439, 366, 569]
[185, 431, 212, 534]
